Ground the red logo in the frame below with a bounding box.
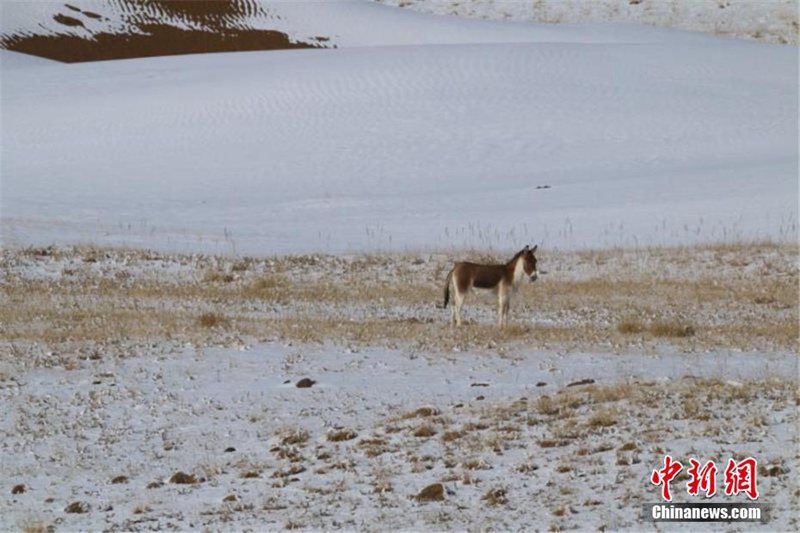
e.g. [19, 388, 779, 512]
[651, 455, 683, 502]
[724, 458, 759, 500]
[687, 459, 718, 497]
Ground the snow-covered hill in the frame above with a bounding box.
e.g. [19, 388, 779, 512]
[2, 2, 796, 255]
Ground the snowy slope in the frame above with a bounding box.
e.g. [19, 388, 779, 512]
[1, 1, 797, 255]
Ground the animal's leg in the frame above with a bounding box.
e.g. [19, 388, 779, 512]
[454, 291, 465, 327]
[498, 292, 509, 327]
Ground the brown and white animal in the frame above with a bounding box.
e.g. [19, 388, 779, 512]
[442, 245, 539, 327]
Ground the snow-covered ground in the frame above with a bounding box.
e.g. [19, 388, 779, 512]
[1, 244, 797, 531]
[1, 1, 797, 531]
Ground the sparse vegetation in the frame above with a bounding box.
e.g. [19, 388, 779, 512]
[327, 429, 358, 442]
[1, 242, 796, 530]
[1, 242, 795, 357]
[64, 501, 89, 514]
[169, 472, 198, 485]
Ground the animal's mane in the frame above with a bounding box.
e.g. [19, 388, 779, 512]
[506, 248, 526, 266]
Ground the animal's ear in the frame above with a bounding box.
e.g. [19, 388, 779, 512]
[523, 245, 529, 252]
[531, 244, 538, 253]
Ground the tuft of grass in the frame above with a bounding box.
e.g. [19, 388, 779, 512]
[327, 429, 358, 442]
[64, 501, 89, 514]
[617, 317, 646, 334]
[535, 395, 559, 416]
[197, 312, 229, 329]
[401, 406, 440, 419]
[412, 425, 437, 438]
[280, 428, 310, 446]
[587, 408, 618, 428]
[482, 487, 508, 506]
[617, 318, 695, 338]
[169, 471, 198, 485]
[442, 429, 466, 442]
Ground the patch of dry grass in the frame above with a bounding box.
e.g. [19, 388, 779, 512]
[1, 241, 796, 359]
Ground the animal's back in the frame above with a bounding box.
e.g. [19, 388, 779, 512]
[455, 262, 505, 290]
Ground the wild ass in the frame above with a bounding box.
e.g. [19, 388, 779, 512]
[442, 245, 539, 327]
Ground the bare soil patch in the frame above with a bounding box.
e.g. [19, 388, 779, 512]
[1, 0, 327, 63]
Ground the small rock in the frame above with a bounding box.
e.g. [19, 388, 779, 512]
[415, 483, 445, 502]
[296, 378, 316, 388]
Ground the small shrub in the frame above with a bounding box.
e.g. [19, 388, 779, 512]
[402, 406, 440, 419]
[65, 501, 89, 514]
[169, 472, 198, 484]
[280, 428, 310, 445]
[198, 312, 229, 329]
[412, 425, 437, 438]
[462, 457, 491, 470]
[327, 429, 358, 442]
[537, 439, 570, 448]
[271, 464, 306, 478]
[617, 318, 646, 334]
[482, 487, 508, 506]
[535, 395, 559, 416]
[442, 430, 465, 442]
[588, 409, 617, 428]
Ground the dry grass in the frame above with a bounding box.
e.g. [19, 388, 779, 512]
[327, 429, 358, 442]
[169, 472, 198, 485]
[1, 242, 796, 360]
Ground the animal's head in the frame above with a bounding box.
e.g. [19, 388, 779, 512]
[520, 244, 539, 282]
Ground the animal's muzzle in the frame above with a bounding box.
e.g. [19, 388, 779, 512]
[530, 271, 539, 282]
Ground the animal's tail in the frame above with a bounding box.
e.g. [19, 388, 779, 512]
[442, 269, 454, 308]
